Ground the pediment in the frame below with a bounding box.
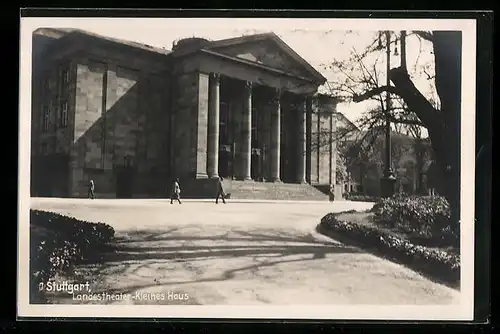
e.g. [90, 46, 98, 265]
[204, 34, 325, 83]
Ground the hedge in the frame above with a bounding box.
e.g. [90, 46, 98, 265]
[371, 194, 458, 247]
[30, 210, 115, 303]
[345, 194, 380, 202]
[317, 212, 460, 287]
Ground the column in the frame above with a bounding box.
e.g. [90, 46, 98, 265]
[207, 73, 220, 178]
[305, 95, 313, 183]
[195, 72, 209, 179]
[296, 96, 307, 183]
[239, 81, 252, 180]
[270, 88, 281, 182]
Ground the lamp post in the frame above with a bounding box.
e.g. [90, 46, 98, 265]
[380, 30, 397, 198]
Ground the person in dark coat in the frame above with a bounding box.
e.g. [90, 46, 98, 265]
[215, 176, 227, 204]
[329, 184, 335, 202]
[170, 177, 182, 204]
[88, 179, 95, 199]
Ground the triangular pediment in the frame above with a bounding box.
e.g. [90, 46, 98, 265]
[204, 34, 325, 83]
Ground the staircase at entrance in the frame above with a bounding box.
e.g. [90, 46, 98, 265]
[222, 180, 329, 201]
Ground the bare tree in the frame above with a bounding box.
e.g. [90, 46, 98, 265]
[350, 31, 461, 225]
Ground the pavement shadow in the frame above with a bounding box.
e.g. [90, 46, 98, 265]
[76, 226, 362, 298]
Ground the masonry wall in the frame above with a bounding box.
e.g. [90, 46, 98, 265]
[69, 50, 170, 197]
[317, 112, 336, 185]
[31, 41, 77, 197]
[308, 96, 338, 187]
[171, 71, 209, 181]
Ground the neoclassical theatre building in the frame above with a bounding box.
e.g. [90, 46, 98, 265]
[31, 28, 340, 199]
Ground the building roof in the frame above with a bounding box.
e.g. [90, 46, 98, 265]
[33, 27, 172, 56]
[33, 28, 326, 83]
[202, 32, 326, 83]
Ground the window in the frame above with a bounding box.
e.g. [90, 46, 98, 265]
[42, 106, 50, 132]
[42, 77, 49, 95]
[61, 67, 70, 85]
[41, 142, 47, 155]
[60, 101, 69, 128]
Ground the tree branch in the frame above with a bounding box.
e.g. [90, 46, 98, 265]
[389, 66, 442, 132]
[413, 31, 434, 42]
[388, 116, 424, 126]
[352, 85, 404, 102]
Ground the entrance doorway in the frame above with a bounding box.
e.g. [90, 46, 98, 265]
[251, 148, 263, 181]
[115, 156, 135, 198]
[218, 145, 232, 178]
[116, 166, 134, 198]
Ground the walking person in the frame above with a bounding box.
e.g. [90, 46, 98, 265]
[170, 177, 182, 204]
[88, 179, 95, 199]
[329, 183, 335, 202]
[215, 176, 227, 204]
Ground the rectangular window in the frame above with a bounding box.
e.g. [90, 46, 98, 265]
[60, 100, 69, 128]
[42, 106, 50, 132]
[61, 67, 70, 84]
[42, 77, 49, 95]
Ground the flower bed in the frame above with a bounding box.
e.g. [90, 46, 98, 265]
[371, 194, 459, 248]
[317, 212, 460, 287]
[30, 210, 115, 303]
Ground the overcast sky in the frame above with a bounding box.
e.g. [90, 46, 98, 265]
[29, 18, 437, 125]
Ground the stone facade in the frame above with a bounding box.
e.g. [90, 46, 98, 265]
[31, 28, 340, 199]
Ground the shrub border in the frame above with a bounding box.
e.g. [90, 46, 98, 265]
[30, 210, 116, 303]
[317, 211, 460, 289]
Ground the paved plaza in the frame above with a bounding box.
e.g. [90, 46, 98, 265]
[29, 198, 460, 305]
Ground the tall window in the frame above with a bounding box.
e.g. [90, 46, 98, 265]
[42, 77, 49, 95]
[42, 106, 49, 132]
[59, 100, 68, 128]
[61, 67, 70, 85]
[41, 142, 47, 155]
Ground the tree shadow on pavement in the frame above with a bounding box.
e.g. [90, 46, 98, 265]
[73, 225, 362, 299]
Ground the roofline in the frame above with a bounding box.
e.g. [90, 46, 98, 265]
[36, 28, 327, 84]
[200, 49, 318, 84]
[334, 112, 359, 130]
[205, 32, 327, 84]
[42, 28, 172, 57]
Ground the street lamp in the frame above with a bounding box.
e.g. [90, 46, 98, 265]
[380, 30, 397, 198]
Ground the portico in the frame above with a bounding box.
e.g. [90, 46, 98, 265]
[205, 75, 312, 183]
[170, 33, 325, 185]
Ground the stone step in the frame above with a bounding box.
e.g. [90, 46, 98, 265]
[221, 180, 329, 201]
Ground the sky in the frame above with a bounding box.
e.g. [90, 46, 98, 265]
[29, 18, 437, 126]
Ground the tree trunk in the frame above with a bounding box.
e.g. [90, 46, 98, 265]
[431, 31, 462, 228]
[388, 31, 462, 226]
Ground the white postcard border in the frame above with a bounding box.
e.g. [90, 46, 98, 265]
[18, 17, 476, 320]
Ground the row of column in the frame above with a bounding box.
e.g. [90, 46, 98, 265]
[206, 72, 311, 183]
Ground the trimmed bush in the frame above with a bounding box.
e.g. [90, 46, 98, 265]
[318, 213, 460, 286]
[371, 194, 458, 247]
[345, 194, 380, 202]
[30, 210, 115, 303]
